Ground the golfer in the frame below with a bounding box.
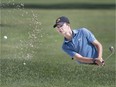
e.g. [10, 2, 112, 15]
[53, 16, 104, 66]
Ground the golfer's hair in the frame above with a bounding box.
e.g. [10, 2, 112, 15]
[66, 22, 70, 27]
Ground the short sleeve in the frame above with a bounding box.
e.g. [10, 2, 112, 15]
[62, 45, 76, 58]
[82, 28, 96, 43]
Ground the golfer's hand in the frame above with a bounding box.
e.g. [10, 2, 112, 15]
[99, 57, 105, 66]
[95, 58, 105, 66]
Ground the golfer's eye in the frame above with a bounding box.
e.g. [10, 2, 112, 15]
[57, 24, 63, 28]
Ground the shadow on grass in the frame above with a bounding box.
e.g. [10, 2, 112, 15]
[0, 3, 115, 9]
[0, 24, 14, 27]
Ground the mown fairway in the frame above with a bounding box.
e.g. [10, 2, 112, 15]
[0, 0, 115, 87]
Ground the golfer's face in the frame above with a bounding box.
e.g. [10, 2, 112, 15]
[56, 23, 68, 35]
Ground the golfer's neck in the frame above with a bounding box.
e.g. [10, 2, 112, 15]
[64, 31, 73, 41]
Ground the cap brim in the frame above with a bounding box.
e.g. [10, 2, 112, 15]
[53, 22, 64, 28]
[53, 24, 57, 28]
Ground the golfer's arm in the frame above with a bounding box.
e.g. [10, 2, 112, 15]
[73, 53, 94, 63]
[92, 40, 103, 58]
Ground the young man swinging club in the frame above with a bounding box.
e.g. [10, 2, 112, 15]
[53, 16, 104, 66]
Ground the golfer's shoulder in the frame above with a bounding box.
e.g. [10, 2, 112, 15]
[75, 27, 89, 33]
[80, 27, 89, 31]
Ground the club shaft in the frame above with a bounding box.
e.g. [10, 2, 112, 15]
[105, 52, 114, 61]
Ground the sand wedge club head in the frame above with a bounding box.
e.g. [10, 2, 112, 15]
[105, 46, 115, 61]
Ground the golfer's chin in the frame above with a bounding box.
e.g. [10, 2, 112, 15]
[64, 32, 71, 36]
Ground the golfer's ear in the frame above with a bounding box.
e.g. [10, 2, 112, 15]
[65, 22, 69, 25]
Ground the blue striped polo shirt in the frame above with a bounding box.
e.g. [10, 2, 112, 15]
[62, 28, 98, 63]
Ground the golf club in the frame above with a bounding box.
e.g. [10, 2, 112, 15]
[92, 46, 115, 70]
[105, 46, 114, 61]
[100, 46, 114, 65]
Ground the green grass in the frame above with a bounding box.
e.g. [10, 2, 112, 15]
[0, 0, 115, 87]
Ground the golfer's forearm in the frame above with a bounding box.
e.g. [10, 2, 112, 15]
[74, 54, 93, 63]
[93, 40, 103, 58]
[97, 43, 103, 58]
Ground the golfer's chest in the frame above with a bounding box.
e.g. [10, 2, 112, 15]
[68, 38, 82, 50]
